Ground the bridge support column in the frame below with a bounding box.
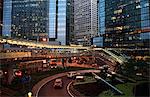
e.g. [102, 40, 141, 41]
[62, 58, 68, 68]
[7, 64, 14, 85]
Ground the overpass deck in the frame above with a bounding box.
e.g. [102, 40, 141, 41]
[0, 37, 89, 49]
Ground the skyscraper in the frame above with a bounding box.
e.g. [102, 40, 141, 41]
[3, 0, 69, 45]
[67, 0, 74, 44]
[49, 0, 68, 45]
[74, 0, 98, 46]
[94, 0, 150, 48]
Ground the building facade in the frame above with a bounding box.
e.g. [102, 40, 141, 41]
[3, 0, 69, 45]
[74, 0, 98, 46]
[94, 0, 150, 48]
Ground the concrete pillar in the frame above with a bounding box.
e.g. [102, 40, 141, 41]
[0, 43, 4, 50]
[7, 64, 14, 85]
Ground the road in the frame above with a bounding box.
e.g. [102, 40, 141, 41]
[32, 70, 100, 97]
[38, 76, 72, 97]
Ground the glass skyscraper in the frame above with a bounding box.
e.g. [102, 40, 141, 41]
[95, 0, 150, 48]
[56, 0, 67, 45]
[2, 0, 69, 45]
[92, 0, 105, 47]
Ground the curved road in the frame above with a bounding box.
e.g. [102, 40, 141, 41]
[33, 70, 100, 97]
[38, 76, 72, 97]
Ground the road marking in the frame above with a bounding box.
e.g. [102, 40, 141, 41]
[67, 81, 75, 97]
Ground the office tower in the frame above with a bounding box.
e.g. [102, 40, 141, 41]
[49, 0, 68, 45]
[67, 0, 74, 44]
[94, 0, 150, 48]
[74, 0, 98, 46]
[3, 0, 69, 45]
[92, 0, 104, 47]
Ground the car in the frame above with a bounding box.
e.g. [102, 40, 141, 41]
[92, 64, 97, 67]
[67, 71, 80, 78]
[53, 78, 63, 88]
[50, 64, 57, 68]
[75, 76, 84, 82]
[77, 61, 83, 64]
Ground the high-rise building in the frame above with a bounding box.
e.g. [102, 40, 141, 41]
[74, 0, 98, 46]
[49, 0, 68, 45]
[67, 0, 74, 44]
[94, 0, 150, 48]
[92, 0, 104, 47]
[3, 0, 69, 45]
[0, 0, 3, 36]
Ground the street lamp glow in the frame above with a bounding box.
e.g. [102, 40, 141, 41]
[28, 92, 32, 97]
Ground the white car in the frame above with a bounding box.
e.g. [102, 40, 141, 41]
[53, 78, 63, 88]
[67, 72, 80, 78]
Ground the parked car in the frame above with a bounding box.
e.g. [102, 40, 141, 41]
[53, 78, 63, 88]
[75, 76, 84, 82]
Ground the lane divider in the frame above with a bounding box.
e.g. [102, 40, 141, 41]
[67, 81, 75, 97]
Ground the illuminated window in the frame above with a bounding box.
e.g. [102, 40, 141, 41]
[116, 26, 123, 30]
[136, 5, 141, 9]
[129, 37, 132, 40]
[144, 3, 149, 7]
[111, 17, 116, 20]
[114, 9, 122, 14]
[136, 0, 140, 3]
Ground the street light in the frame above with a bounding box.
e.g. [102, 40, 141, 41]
[28, 92, 32, 97]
